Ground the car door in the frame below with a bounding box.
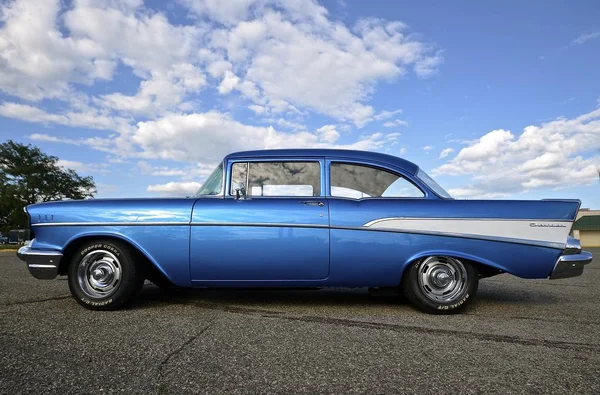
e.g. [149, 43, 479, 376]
[326, 160, 428, 286]
[190, 158, 330, 282]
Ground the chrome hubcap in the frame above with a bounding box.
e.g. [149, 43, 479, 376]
[77, 250, 122, 299]
[417, 256, 467, 303]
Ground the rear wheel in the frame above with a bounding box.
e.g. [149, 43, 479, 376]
[67, 240, 144, 310]
[402, 256, 478, 314]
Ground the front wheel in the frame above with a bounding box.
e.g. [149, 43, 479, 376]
[402, 256, 478, 314]
[68, 240, 144, 310]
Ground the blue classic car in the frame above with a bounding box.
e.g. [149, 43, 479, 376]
[17, 149, 592, 313]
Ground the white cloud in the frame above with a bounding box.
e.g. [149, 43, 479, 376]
[131, 112, 383, 163]
[57, 159, 108, 174]
[64, 0, 205, 78]
[0, 102, 130, 132]
[270, 118, 307, 131]
[138, 161, 216, 178]
[422, 145, 433, 151]
[28, 133, 116, 153]
[1, 0, 441, 130]
[204, 6, 441, 126]
[0, 0, 116, 101]
[98, 64, 206, 115]
[438, 147, 454, 159]
[29, 133, 71, 144]
[147, 181, 202, 196]
[573, 32, 600, 45]
[248, 104, 267, 115]
[178, 0, 260, 25]
[1, 0, 443, 192]
[218, 70, 240, 94]
[414, 50, 444, 77]
[316, 125, 340, 143]
[386, 132, 401, 141]
[434, 108, 600, 196]
[373, 109, 403, 121]
[382, 119, 408, 128]
[0, 103, 65, 124]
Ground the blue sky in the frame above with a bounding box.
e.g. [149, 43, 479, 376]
[0, 0, 598, 207]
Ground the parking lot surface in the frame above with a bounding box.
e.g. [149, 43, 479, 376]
[1, 249, 599, 394]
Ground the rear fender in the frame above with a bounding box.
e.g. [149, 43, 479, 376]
[403, 250, 509, 276]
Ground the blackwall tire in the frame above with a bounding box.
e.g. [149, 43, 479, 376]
[67, 239, 144, 311]
[402, 256, 478, 314]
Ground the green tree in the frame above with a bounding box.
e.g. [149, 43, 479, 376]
[0, 140, 96, 233]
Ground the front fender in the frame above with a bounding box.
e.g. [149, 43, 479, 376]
[44, 226, 191, 287]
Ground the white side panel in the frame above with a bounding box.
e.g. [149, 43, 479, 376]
[364, 218, 571, 245]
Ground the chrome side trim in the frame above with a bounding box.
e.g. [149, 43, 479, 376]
[362, 217, 571, 245]
[333, 226, 566, 250]
[363, 217, 573, 226]
[32, 222, 191, 227]
[32, 221, 329, 228]
[33, 217, 573, 228]
[191, 222, 329, 228]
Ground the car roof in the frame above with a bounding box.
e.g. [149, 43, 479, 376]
[225, 149, 420, 175]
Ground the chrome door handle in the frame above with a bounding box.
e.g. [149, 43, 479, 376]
[300, 201, 324, 207]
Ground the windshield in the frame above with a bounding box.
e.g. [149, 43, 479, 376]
[416, 169, 453, 199]
[196, 163, 224, 196]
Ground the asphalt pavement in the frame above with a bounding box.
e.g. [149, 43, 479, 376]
[1, 249, 599, 394]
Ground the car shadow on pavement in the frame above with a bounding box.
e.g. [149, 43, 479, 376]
[133, 283, 409, 311]
[130, 279, 559, 312]
[476, 281, 559, 306]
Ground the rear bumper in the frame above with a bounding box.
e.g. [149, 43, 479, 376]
[16, 245, 62, 280]
[550, 251, 593, 280]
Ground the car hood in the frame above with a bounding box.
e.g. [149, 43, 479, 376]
[26, 198, 196, 225]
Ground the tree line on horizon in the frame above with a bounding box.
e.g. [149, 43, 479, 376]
[0, 140, 96, 236]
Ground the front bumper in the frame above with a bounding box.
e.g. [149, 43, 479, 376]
[16, 245, 62, 280]
[550, 237, 593, 280]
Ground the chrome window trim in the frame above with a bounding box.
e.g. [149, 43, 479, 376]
[228, 159, 324, 198]
[327, 160, 427, 200]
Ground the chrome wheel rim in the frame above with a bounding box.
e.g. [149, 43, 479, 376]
[77, 250, 122, 299]
[417, 256, 467, 303]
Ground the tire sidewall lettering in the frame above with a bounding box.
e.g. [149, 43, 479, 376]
[80, 297, 113, 306]
[80, 243, 121, 257]
[437, 293, 470, 310]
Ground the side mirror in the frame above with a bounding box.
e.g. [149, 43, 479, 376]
[235, 184, 246, 200]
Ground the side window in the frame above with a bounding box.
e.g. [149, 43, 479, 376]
[230, 162, 247, 195]
[230, 162, 321, 197]
[330, 162, 424, 198]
